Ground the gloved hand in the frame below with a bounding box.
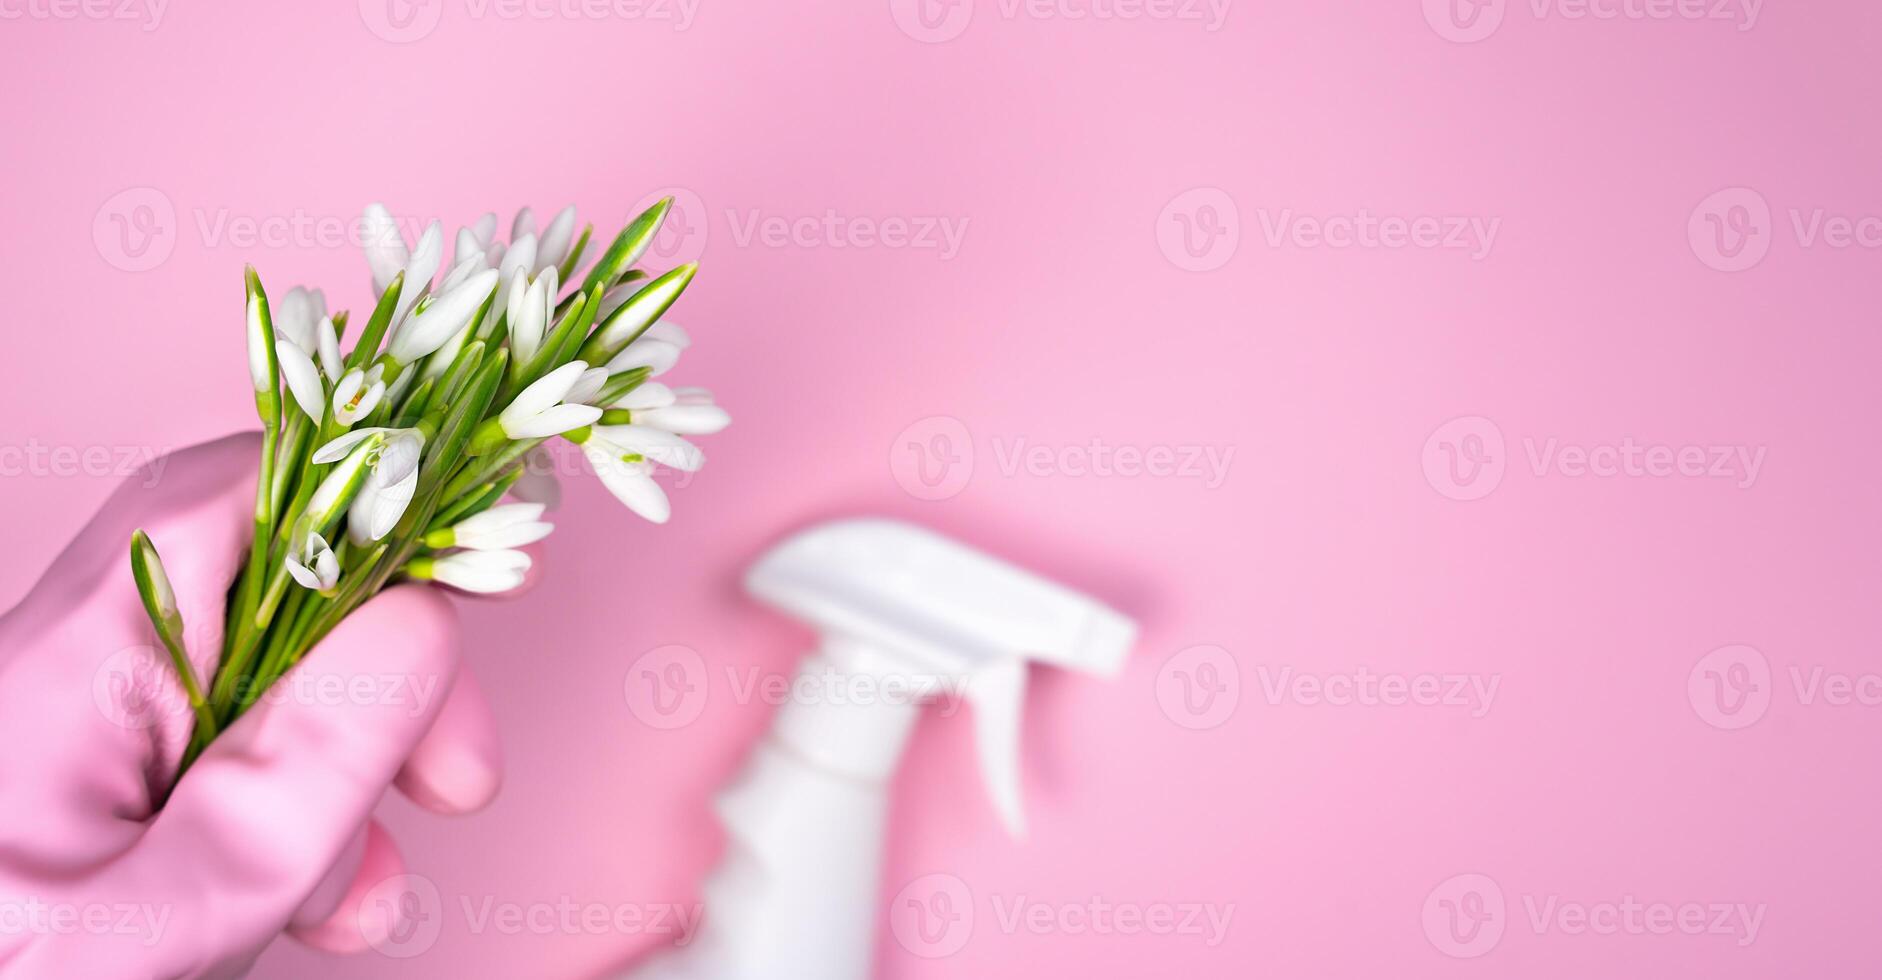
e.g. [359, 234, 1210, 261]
[0, 433, 503, 978]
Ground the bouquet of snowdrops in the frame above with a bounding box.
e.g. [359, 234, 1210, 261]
[127, 197, 729, 777]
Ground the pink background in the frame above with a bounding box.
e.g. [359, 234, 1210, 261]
[1, 0, 1874, 976]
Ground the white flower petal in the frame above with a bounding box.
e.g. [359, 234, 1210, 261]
[388, 268, 499, 364]
[506, 403, 602, 439]
[512, 273, 549, 364]
[499, 233, 538, 289]
[439, 253, 487, 293]
[644, 321, 691, 349]
[458, 520, 554, 550]
[432, 549, 532, 593]
[277, 340, 326, 421]
[246, 295, 274, 393]
[362, 203, 409, 296]
[456, 502, 547, 534]
[596, 424, 704, 471]
[376, 431, 426, 486]
[564, 367, 609, 407]
[636, 403, 731, 436]
[455, 226, 488, 268]
[285, 555, 322, 590]
[499, 360, 589, 430]
[583, 443, 670, 524]
[612, 382, 675, 410]
[275, 286, 319, 353]
[472, 212, 498, 245]
[511, 207, 536, 242]
[351, 466, 417, 543]
[313, 548, 340, 589]
[605, 339, 682, 377]
[389, 221, 446, 328]
[316, 316, 342, 379]
[537, 205, 577, 272]
[313, 426, 390, 464]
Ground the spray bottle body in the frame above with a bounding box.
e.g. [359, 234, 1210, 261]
[629, 642, 923, 980]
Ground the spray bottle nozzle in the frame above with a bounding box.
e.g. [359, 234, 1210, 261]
[746, 519, 1138, 837]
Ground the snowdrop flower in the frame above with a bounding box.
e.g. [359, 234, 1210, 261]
[605, 333, 683, 377]
[284, 532, 339, 594]
[407, 549, 531, 594]
[314, 427, 426, 543]
[245, 284, 277, 402]
[361, 204, 408, 297]
[425, 503, 553, 550]
[579, 447, 669, 524]
[272, 287, 328, 355]
[586, 424, 706, 473]
[563, 364, 609, 406]
[496, 361, 604, 439]
[361, 204, 444, 324]
[347, 431, 424, 544]
[536, 205, 578, 274]
[497, 234, 538, 302]
[455, 212, 500, 268]
[567, 423, 706, 525]
[387, 267, 500, 365]
[275, 336, 327, 421]
[611, 382, 730, 435]
[505, 267, 556, 364]
[420, 256, 497, 381]
[331, 364, 387, 426]
[304, 431, 385, 528]
[393, 221, 445, 325]
[439, 252, 490, 292]
[584, 266, 696, 364]
[276, 316, 338, 421]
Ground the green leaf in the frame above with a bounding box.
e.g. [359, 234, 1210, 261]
[129, 530, 218, 743]
[576, 197, 671, 301]
[422, 349, 509, 494]
[577, 263, 697, 365]
[592, 366, 652, 407]
[392, 376, 436, 428]
[345, 270, 405, 372]
[556, 222, 594, 284]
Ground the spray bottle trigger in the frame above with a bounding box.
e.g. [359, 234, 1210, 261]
[967, 658, 1029, 839]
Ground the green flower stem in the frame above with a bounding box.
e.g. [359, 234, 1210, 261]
[130, 531, 219, 750]
[440, 437, 540, 503]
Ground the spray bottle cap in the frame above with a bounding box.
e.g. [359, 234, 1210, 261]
[746, 519, 1137, 836]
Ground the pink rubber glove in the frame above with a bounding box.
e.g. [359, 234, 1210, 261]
[0, 433, 503, 977]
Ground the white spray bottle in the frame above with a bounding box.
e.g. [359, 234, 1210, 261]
[625, 518, 1136, 980]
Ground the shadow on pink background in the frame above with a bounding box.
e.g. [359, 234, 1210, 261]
[2, 0, 1877, 976]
